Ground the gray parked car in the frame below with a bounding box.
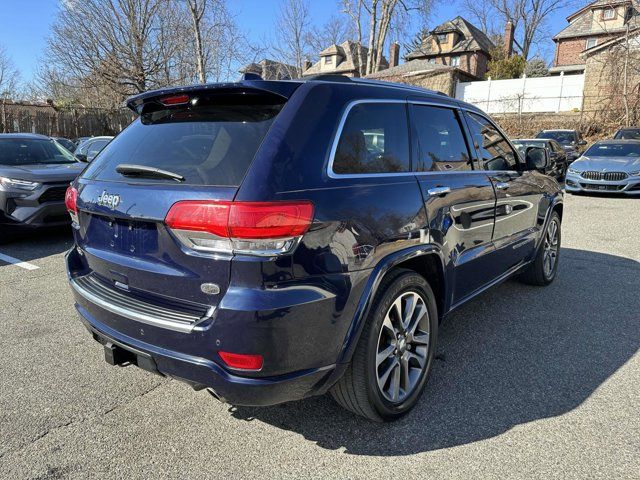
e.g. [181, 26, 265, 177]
[565, 140, 640, 195]
[74, 136, 114, 162]
[0, 133, 85, 237]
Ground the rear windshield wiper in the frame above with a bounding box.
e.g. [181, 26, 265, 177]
[115, 164, 185, 182]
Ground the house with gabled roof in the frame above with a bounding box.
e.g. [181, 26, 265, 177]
[239, 59, 298, 80]
[302, 40, 389, 77]
[405, 16, 496, 79]
[551, 0, 640, 75]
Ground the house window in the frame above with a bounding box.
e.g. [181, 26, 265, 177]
[602, 8, 615, 20]
[450, 56, 461, 66]
[428, 58, 436, 64]
[586, 38, 598, 49]
[324, 56, 333, 65]
[437, 34, 448, 43]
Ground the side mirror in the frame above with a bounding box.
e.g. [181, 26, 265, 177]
[579, 139, 587, 146]
[525, 147, 548, 171]
[75, 153, 88, 162]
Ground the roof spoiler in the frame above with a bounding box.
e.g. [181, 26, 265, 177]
[125, 80, 300, 114]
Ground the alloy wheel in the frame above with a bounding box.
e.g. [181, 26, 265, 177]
[375, 291, 430, 403]
[543, 218, 559, 278]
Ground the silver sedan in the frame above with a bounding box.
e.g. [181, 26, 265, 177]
[565, 140, 640, 195]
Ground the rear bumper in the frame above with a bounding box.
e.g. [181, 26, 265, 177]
[75, 303, 338, 406]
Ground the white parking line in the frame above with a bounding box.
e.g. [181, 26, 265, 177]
[0, 253, 39, 270]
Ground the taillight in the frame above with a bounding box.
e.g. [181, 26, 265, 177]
[65, 186, 79, 226]
[159, 94, 190, 106]
[218, 351, 264, 371]
[165, 200, 314, 256]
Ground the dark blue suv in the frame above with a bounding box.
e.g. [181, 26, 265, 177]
[65, 75, 563, 421]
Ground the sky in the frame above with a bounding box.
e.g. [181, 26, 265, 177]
[0, 0, 579, 84]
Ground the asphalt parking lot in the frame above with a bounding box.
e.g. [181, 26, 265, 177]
[0, 193, 638, 479]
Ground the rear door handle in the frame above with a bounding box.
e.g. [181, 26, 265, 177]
[495, 182, 509, 190]
[427, 186, 451, 197]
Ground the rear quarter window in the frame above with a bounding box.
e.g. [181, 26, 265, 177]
[332, 102, 410, 175]
[82, 95, 284, 186]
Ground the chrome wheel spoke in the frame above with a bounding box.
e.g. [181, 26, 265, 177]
[402, 294, 417, 331]
[400, 356, 410, 392]
[407, 302, 427, 336]
[376, 345, 395, 367]
[378, 358, 398, 391]
[389, 363, 401, 401]
[412, 332, 430, 345]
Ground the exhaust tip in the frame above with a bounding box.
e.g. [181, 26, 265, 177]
[206, 388, 225, 403]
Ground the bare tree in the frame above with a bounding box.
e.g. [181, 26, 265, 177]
[462, 0, 577, 59]
[342, 0, 432, 75]
[305, 15, 353, 56]
[273, 0, 312, 78]
[185, 0, 208, 83]
[0, 44, 20, 132]
[46, 0, 183, 108]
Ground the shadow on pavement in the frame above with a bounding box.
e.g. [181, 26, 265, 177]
[229, 247, 640, 455]
[0, 226, 73, 263]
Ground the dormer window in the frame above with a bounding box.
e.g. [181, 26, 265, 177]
[437, 34, 448, 43]
[324, 56, 333, 65]
[602, 8, 615, 20]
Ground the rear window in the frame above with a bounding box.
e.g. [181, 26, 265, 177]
[82, 93, 285, 186]
[536, 131, 576, 144]
[0, 138, 78, 165]
[614, 129, 640, 140]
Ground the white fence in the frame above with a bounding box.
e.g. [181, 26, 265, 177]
[455, 73, 585, 114]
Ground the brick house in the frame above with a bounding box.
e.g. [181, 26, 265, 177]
[582, 32, 640, 116]
[404, 16, 495, 79]
[302, 40, 389, 77]
[551, 0, 640, 75]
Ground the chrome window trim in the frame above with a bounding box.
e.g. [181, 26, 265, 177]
[327, 98, 467, 179]
[460, 107, 522, 174]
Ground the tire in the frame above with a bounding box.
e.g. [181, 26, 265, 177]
[519, 211, 561, 286]
[330, 269, 438, 422]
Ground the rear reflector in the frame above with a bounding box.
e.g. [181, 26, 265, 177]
[218, 351, 264, 371]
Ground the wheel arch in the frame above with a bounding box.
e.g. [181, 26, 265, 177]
[336, 245, 447, 367]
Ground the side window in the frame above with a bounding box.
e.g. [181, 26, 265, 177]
[333, 102, 410, 174]
[88, 140, 108, 156]
[412, 105, 472, 171]
[465, 112, 519, 171]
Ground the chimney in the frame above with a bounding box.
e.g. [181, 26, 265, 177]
[389, 42, 400, 68]
[504, 20, 515, 57]
[304, 59, 312, 71]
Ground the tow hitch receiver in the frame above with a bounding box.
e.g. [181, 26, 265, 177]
[101, 340, 159, 374]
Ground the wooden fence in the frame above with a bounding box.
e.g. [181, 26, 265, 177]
[0, 102, 135, 138]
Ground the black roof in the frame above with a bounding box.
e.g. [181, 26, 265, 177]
[125, 75, 452, 113]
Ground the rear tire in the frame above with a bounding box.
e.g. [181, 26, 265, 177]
[330, 269, 438, 422]
[520, 211, 561, 286]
